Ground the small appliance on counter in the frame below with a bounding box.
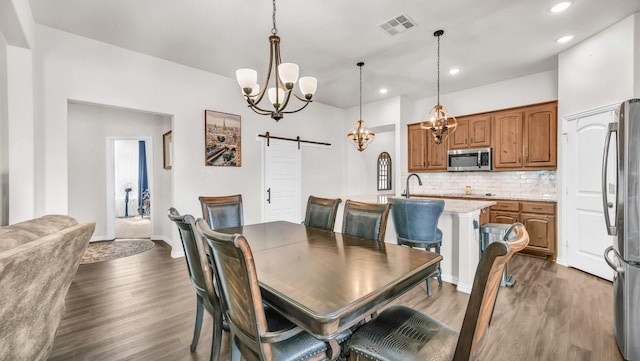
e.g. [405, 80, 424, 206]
[447, 147, 492, 172]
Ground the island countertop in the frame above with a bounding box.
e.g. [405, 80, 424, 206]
[342, 194, 495, 213]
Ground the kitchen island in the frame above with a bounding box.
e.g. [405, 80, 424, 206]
[335, 194, 495, 294]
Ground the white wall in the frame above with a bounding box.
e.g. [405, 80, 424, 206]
[6, 45, 34, 223]
[67, 102, 171, 241]
[558, 14, 637, 117]
[344, 96, 400, 196]
[34, 25, 346, 254]
[0, 31, 7, 225]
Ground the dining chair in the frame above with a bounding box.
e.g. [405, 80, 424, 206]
[196, 218, 352, 361]
[304, 196, 342, 231]
[199, 194, 244, 230]
[341, 200, 392, 243]
[346, 223, 530, 361]
[389, 197, 445, 296]
[167, 208, 224, 361]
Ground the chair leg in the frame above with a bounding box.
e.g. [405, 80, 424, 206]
[435, 244, 443, 285]
[190, 295, 204, 352]
[209, 309, 223, 361]
[426, 277, 432, 296]
[230, 333, 241, 361]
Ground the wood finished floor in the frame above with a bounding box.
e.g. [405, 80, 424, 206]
[49, 241, 623, 361]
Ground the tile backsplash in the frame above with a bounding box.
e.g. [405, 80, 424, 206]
[402, 171, 557, 200]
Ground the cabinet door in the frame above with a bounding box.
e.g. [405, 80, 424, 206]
[520, 213, 556, 256]
[448, 118, 469, 150]
[493, 111, 523, 169]
[427, 132, 447, 170]
[408, 124, 427, 171]
[523, 103, 557, 168]
[468, 115, 491, 148]
[489, 210, 519, 224]
[479, 207, 490, 226]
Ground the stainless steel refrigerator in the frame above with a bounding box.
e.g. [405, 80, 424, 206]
[603, 98, 640, 361]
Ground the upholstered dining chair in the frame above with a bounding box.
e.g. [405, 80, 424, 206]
[389, 197, 445, 296]
[304, 196, 342, 231]
[346, 223, 530, 361]
[195, 219, 351, 361]
[342, 200, 392, 243]
[167, 208, 224, 361]
[199, 194, 243, 230]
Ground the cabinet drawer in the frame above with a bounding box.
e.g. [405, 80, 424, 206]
[521, 202, 555, 214]
[491, 201, 520, 212]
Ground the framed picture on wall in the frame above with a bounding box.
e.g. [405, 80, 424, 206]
[163, 131, 172, 169]
[204, 110, 241, 167]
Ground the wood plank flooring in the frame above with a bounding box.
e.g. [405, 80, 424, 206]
[49, 240, 623, 361]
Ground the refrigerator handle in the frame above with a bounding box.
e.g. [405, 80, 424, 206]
[604, 245, 625, 274]
[602, 122, 618, 236]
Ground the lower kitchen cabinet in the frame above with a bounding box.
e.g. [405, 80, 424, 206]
[490, 200, 557, 260]
[490, 210, 519, 225]
[520, 213, 556, 258]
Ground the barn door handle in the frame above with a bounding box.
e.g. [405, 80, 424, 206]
[267, 188, 271, 204]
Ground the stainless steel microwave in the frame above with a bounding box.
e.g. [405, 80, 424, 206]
[447, 147, 492, 172]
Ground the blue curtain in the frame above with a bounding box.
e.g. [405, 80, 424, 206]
[138, 141, 149, 214]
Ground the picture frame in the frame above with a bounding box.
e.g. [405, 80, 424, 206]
[204, 110, 241, 167]
[163, 131, 172, 169]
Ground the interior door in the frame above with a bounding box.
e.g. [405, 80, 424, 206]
[564, 106, 617, 281]
[263, 139, 301, 223]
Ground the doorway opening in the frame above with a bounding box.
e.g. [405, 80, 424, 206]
[113, 139, 151, 239]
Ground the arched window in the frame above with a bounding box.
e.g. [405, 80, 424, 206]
[377, 152, 392, 191]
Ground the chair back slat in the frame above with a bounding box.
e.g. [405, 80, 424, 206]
[304, 196, 342, 231]
[453, 223, 529, 361]
[196, 219, 272, 358]
[342, 200, 391, 242]
[199, 195, 244, 230]
[167, 208, 216, 300]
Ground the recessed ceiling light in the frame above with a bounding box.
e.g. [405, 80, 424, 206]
[449, 68, 460, 75]
[551, 2, 572, 13]
[379, 88, 388, 94]
[557, 35, 574, 43]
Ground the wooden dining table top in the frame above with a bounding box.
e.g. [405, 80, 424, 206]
[216, 221, 443, 340]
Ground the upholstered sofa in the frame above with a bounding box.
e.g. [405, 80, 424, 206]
[0, 215, 95, 361]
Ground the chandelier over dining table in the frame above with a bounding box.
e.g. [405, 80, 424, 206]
[235, 0, 317, 121]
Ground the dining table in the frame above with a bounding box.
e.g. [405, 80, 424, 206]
[216, 220, 442, 360]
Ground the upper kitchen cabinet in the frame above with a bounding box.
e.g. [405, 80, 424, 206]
[408, 123, 428, 172]
[407, 122, 448, 172]
[523, 103, 557, 168]
[427, 131, 447, 171]
[449, 114, 491, 150]
[492, 101, 558, 171]
[493, 110, 524, 169]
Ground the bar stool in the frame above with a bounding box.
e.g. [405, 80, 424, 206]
[389, 197, 445, 296]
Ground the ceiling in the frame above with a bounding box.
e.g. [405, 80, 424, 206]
[27, 0, 640, 109]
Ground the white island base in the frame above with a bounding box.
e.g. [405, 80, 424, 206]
[335, 195, 496, 294]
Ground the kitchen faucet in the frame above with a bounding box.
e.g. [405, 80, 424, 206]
[405, 173, 422, 198]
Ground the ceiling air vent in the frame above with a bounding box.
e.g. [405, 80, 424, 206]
[378, 14, 417, 36]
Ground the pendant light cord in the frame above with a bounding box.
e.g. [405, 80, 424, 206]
[436, 32, 440, 107]
[271, 0, 278, 35]
[359, 63, 363, 120]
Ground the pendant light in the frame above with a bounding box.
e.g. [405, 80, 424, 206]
[347, 62, 375, 152]
[235, 0, 317, 121]
[421, 30, 457, 144]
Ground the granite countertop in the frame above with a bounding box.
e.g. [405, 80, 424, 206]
[341, 194, 495, 214]
[410, 192, 557, 203]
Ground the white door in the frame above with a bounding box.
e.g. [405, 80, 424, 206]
[263, 140, 301, 223]
[564, 105, 617, 281]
